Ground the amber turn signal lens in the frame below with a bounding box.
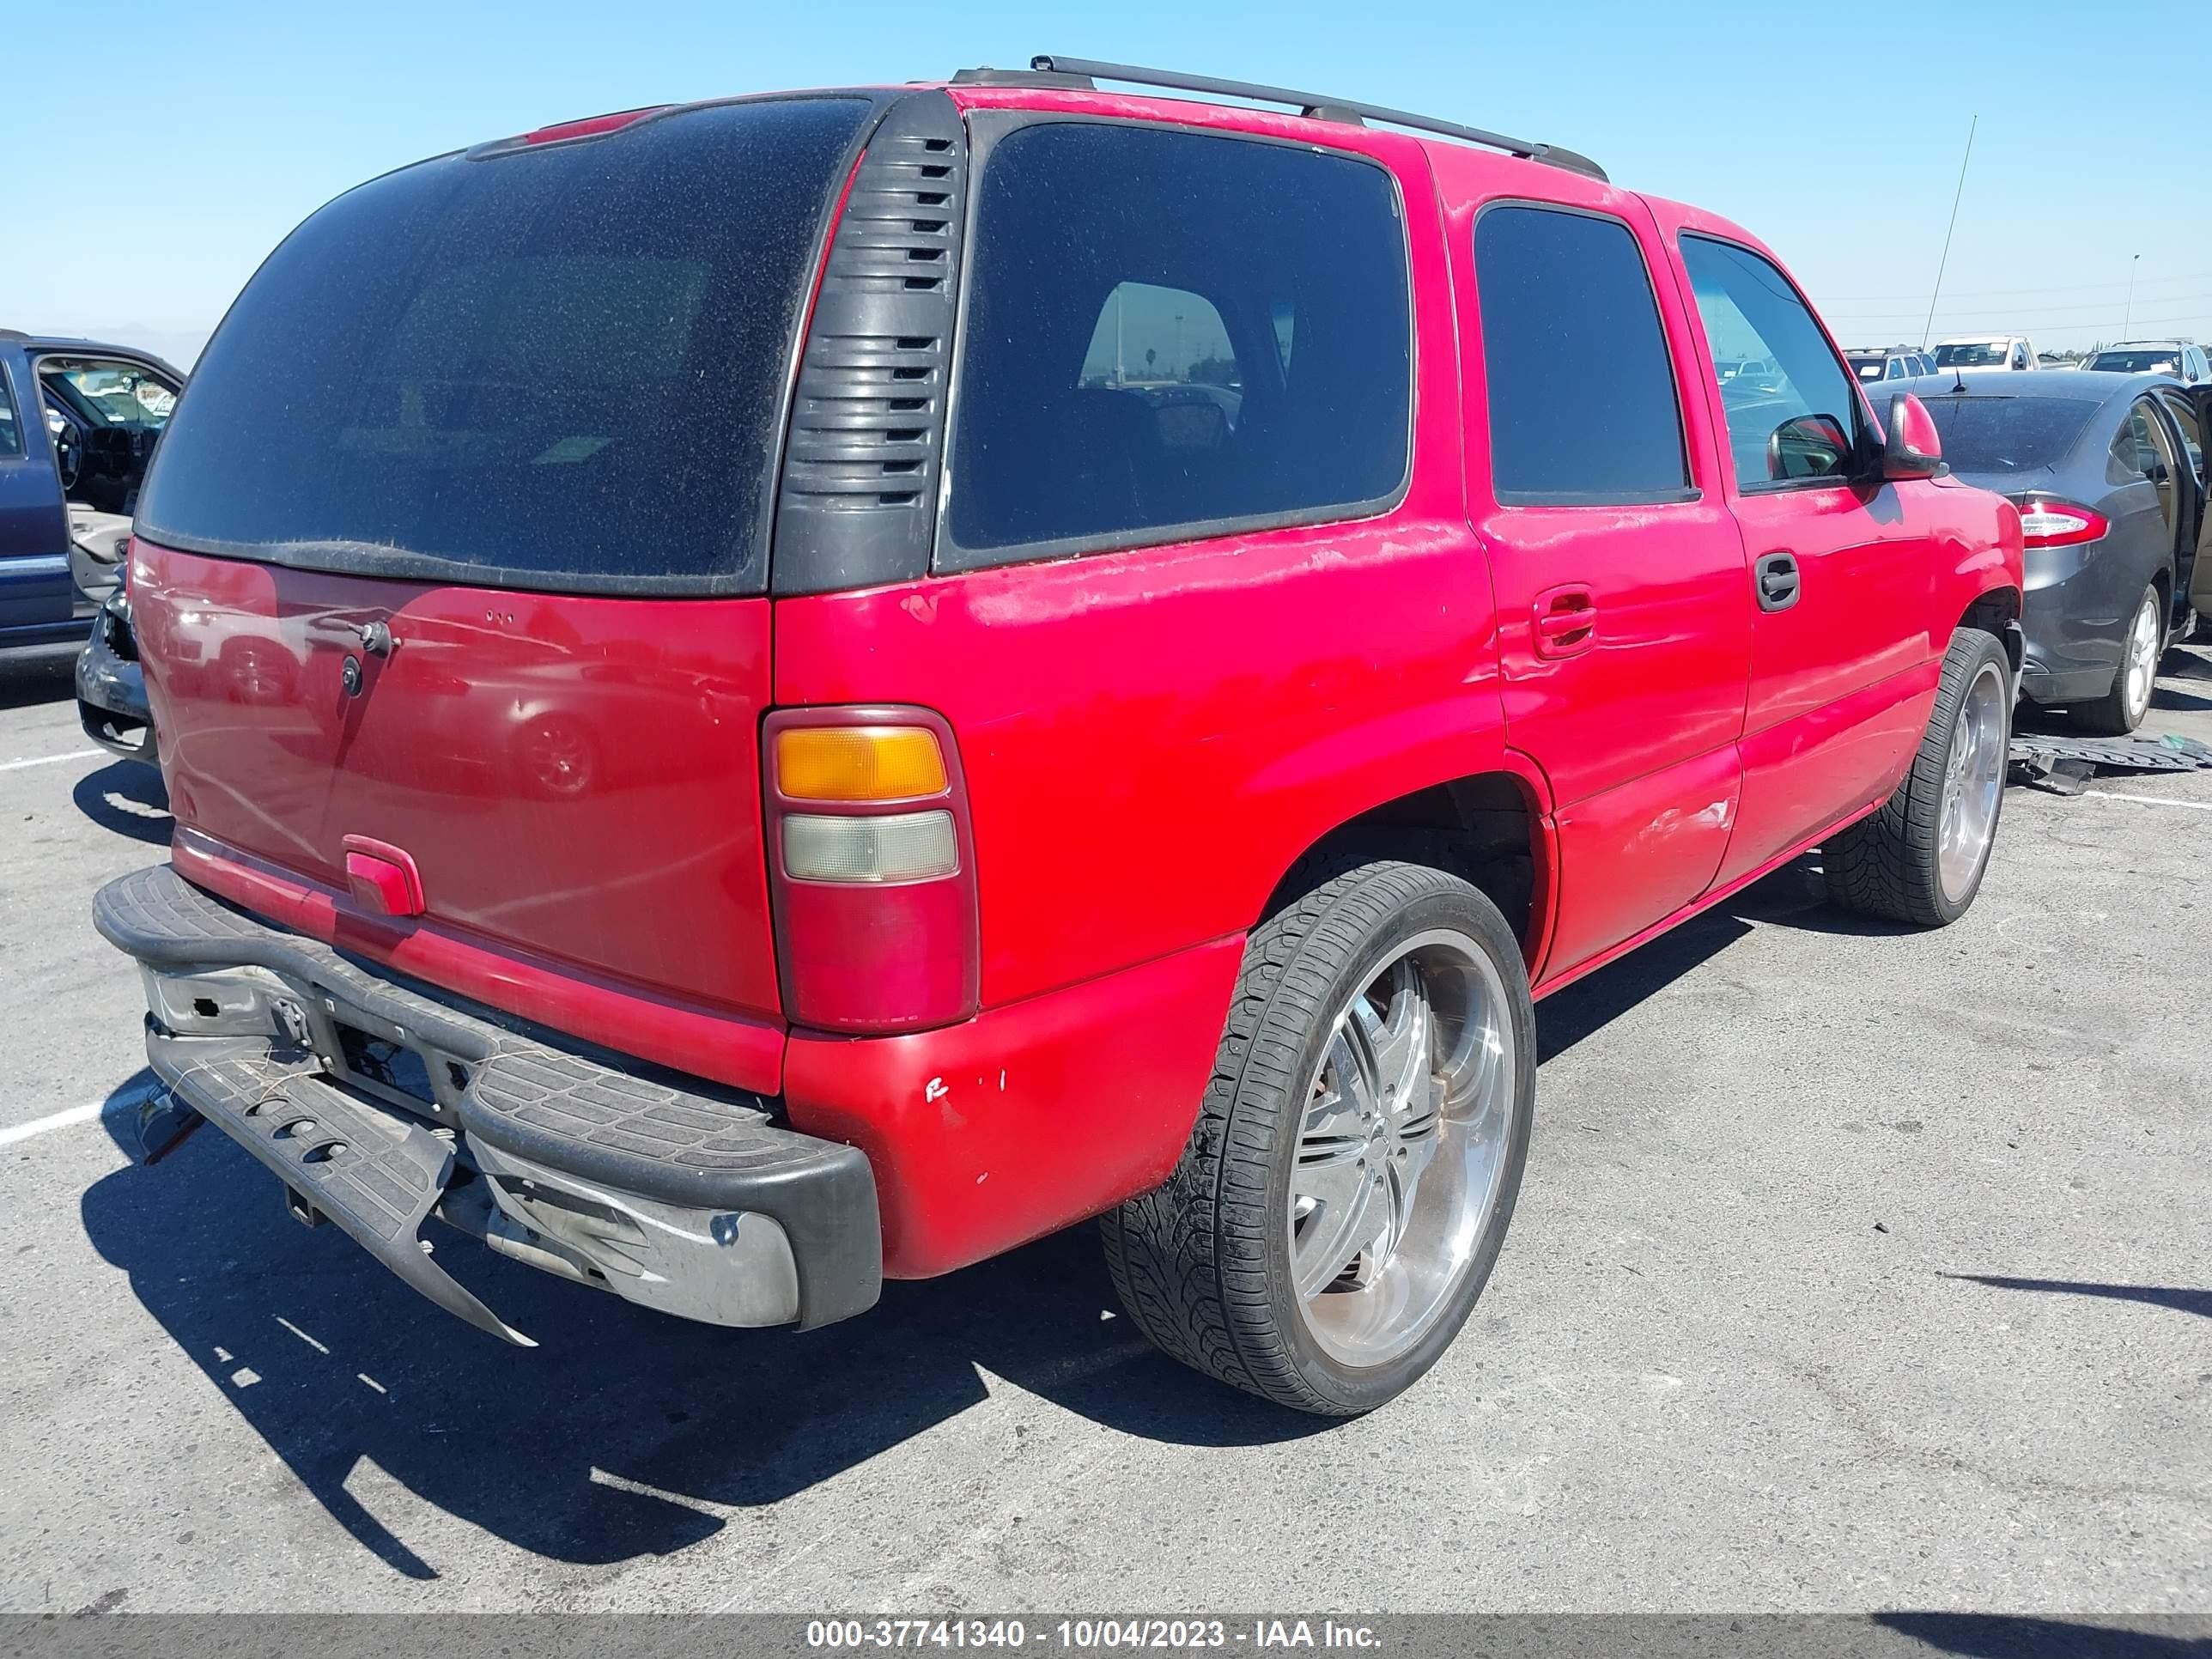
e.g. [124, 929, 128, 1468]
[775, 726, 947, 802]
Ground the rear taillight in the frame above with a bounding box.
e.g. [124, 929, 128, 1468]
[2016, 499, 2109, 547]
[763, 708, 980, 1034]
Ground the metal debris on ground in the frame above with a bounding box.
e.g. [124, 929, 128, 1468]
[2010, 732, 2212, 794]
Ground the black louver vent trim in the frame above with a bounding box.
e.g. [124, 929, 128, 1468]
[771, 91, 965, 596]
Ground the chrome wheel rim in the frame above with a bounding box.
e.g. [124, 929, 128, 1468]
[2122, 592, 2160, 724]
[1938, 660, 2008, 905]
[1287, 928, 1515, 1368]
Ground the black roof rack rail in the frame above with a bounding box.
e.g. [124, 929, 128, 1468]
[1001, 55, 1605, 182]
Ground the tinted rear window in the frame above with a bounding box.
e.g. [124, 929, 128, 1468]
[1474, 204, 1689, 503]
[1934, 342, 2008, 368]
[136, 98, 872, 595]
[2086, 350, 2178, 374]
[1919, 395, 2098, 473]
[941, 122, 1410, 566]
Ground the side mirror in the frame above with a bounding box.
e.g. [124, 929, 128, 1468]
[1881, 392, 1944, 480]
[1766, 413, 1854, 481]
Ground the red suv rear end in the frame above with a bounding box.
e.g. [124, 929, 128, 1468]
[98, 61, 2022, 1413]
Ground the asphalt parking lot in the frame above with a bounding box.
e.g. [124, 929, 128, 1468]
[0, 641, 2206, 1617]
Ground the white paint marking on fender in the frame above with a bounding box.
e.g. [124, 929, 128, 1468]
[0, 747, 100, 775]
[2084, 789, 2212, 812]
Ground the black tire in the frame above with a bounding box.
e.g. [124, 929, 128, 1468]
[1101, 860, 1536, 1416]
[1825, 628, 2011, 927]
[2076, 583, 2162, 737]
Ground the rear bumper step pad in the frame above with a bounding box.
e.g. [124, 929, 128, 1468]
[94, 863, 882, 1337]
[144, 1031, 532, 1344]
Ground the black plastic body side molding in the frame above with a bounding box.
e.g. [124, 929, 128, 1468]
[772, 90, 966, 597]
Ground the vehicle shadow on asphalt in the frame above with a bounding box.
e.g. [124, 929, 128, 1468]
[0, 647, 80, 710]
[78, 1073, 1338, 1580]
[1536, 855, 1914, 1064]
[71, 759, 171, 845]
[1875, 1612, 2208, 1657]
[1937, 1272, 2212, 1322]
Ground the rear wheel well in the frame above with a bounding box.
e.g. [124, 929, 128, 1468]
[1264, 776, 1538, 956]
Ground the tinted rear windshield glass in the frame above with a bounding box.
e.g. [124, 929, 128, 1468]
[1933, 342, 2008, 368]
[2086, 350, 2178, 374]
[136, 98, 872, 595]
[1919, 395, 2098, 473]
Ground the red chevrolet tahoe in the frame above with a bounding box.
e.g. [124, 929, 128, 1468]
[95, 58, 2025, 1415]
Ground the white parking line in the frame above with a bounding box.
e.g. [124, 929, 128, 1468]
[0, 1101, 112, 1148]
[0, 1084, 159, 1149]
[0, 748, 100, 775]
[2084, 789, 2212, 812]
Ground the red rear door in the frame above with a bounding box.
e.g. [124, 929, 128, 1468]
[1440, 160, 1751, 982]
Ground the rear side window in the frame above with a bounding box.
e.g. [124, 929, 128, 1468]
[1474, 204, 1689, 504]
[0, 369, 21, 459]
[135, 98, 872, 596]
[941, 122, 1410, 566]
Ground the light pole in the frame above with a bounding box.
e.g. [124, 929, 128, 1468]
[2122, 253, 2141, 338]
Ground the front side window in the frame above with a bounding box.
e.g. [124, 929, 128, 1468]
[1680, 235, 1862, 489]
[135, 98, 872, 594]
[943, 122, 1410, 563]
[40, 358, 175, 432]
[1473, 204, 1688, 503]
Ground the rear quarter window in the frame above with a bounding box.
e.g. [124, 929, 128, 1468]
[134, 97, 872, 596]
[939, 121, 1411, 568]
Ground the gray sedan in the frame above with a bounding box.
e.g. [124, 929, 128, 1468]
[1897, 369, 2212, 733]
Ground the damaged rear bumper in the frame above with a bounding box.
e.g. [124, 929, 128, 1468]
[76, 599, 156, 764]
[93, 864, 881, 1344]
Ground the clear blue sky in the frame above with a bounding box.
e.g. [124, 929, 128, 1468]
[6, 0, 2207, 364]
